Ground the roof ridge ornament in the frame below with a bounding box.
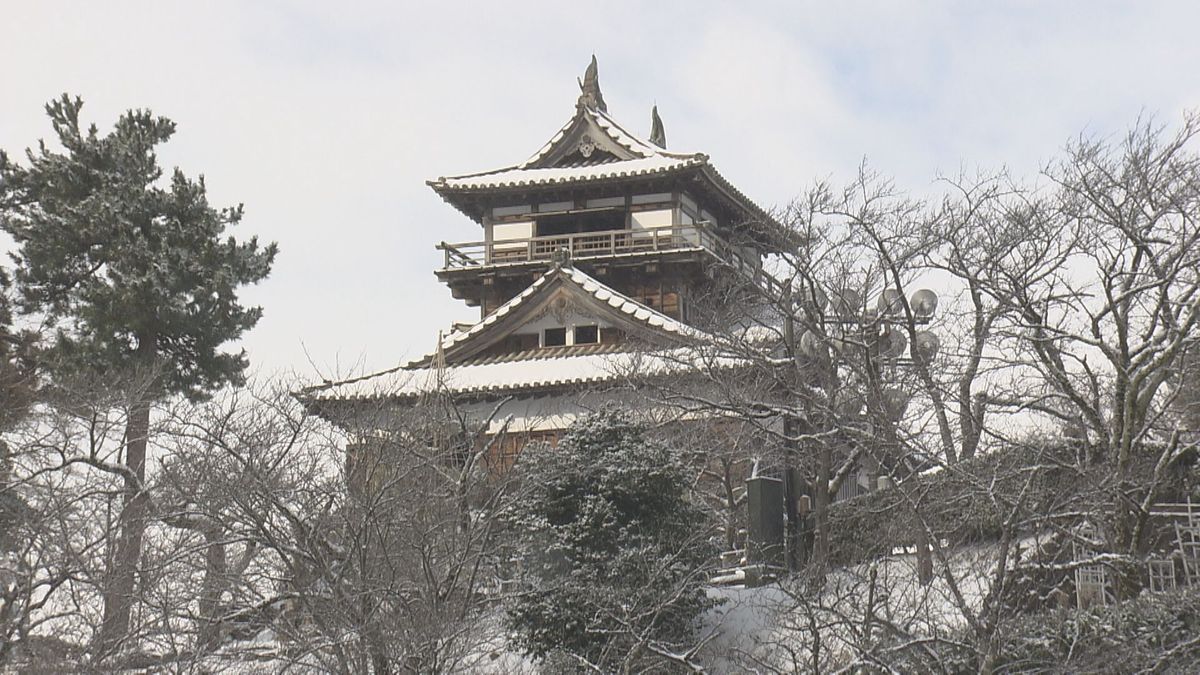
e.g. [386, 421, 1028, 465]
[576, 55, 607, 113]
[649, 104, 667, 148]
[550, 246, 573, 267]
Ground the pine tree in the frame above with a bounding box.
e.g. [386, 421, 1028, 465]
[506, 410, 716, 669]
[0, 95, 276, 656]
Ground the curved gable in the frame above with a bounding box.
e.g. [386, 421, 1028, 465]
[410, 265, 703, 367]
[526, 109, 645, 168]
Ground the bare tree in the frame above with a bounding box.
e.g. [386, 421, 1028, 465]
[694, 112, 1200, 671]
[0, 376, 143, 669]
[633, 166, 953, 575]
[143, 379, 531, 673]
[934, 114, 1200, 594]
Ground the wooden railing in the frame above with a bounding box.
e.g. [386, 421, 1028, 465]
[436, 222, 786, 297]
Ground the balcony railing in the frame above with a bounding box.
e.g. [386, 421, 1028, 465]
[436, 222, 786, 297]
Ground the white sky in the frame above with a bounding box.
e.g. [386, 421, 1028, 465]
[3, 1, 1200, 382]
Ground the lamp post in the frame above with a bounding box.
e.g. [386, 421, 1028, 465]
[787, 283, 941, 570]
[743, 281, 942, 575]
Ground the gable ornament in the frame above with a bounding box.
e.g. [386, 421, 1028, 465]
[578, 134, 596, 158]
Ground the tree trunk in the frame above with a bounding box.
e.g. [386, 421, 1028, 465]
[197, 529, 228, 651]
[783, 466, 801, 571]
[915, 527, 934, 586]
[96, 335, 156, 659]
[1111, 482, 1143, 600]
[811, 446, 832, 571]
[96, 396, 151, 658]
[721, 458, 738, 552]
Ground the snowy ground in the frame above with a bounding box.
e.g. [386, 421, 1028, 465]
[460, 540, 1015, 673]
[697, 540, 1021, 672]
[184, 539, 1024, 673]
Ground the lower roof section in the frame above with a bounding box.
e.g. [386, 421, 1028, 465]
[300, 348, 702, 404]
[307, 378, 743, 440]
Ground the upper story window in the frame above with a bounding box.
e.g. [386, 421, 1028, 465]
[535, 209, 624, 237]
[542, 327, 567, 347]
[539, 324, 601, 348]
[573, 325, 599, 345]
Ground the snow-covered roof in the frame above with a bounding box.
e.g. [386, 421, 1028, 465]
[301, 263, 715, 403]
[302, 342, 751, 403]
[522, 107, 695, 167]
[434, 154, 705, 191]
[430, 105, 705, 191]
[304, 350, 637, 401]
[426, 263, 702, 363]
[426, 61, 789, 247]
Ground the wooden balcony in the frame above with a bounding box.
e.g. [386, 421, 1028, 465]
[436, 222, 785, 296]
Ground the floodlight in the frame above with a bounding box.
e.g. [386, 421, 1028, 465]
[878, 288, 904, 315]
[910, 289, 939, 319]
[882, 388, 910, 419]
[913, 331, 940, 362]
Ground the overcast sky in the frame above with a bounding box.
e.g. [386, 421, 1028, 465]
[4, 1, 1200, 382]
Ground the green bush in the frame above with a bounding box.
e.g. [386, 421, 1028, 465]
[505, 410, 717, 669]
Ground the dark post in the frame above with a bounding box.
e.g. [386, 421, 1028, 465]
[746, 473, 785, 572]
[788, 466, 809, 566]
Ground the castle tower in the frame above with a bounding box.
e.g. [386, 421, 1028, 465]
[304, 58, 786, 466]
[429, 57, 785, 321]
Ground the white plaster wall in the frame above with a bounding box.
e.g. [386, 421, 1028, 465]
[631, 208, 672, 231]
[492, 221, 534, 241]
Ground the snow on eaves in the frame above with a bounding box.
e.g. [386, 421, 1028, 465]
[305, 350, 633, 401]
[432, 155, 703, 191]
[303, 344, 751, 402]
[424, 264, 706, 364]
[432, 105, 705, 191]
[518, 106, 699, 169]
[426, 103, 787, 243]
[564, 264, 705, 335]
[301, 265, 722, 402]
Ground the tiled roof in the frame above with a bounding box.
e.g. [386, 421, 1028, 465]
[520, 108, 699, 169]
[301, 264, 712, 403]
[432, 155, 705, 191]
[423, 263, 704, 365]
[300, 345, 748, 402]
[302, 350, 639, 401]
[427, 102, 787, 245]
[430, 107, 705, 191]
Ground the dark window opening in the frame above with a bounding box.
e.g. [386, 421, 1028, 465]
[542, 327, 567, 347]
[631, 286, 681, 318]
[600, 327, 624, 344]
[535, 210, 626, 237]
[574, 325, 599, 345]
